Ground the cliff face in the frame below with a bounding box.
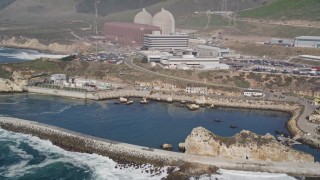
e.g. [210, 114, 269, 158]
[0, 71, 28, 92]
[184, 127, 314, 163]
[0, 37, 90, 54]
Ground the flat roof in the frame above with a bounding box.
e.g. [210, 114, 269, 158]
[295, 36, 320, 40]
[144, 34, 189, 37]
[244, 89, 263, 93]
[299, 55, 320, 60]
[104, 22, 160, 30]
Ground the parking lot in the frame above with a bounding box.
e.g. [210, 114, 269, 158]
[224, 59, 320, 76]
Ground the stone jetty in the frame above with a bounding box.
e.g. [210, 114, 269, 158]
[1, 117, 320, 177]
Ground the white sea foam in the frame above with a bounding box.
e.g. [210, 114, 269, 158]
[0, 101, 19, 105]
[0, 128, 169, 179]
[39, 105, 74, 115]
[196, 169, 297, 180]
[0, 50, 68, 60]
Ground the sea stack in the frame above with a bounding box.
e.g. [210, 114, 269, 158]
[184, 127, 314, 163]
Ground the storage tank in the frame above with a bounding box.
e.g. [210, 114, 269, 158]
[134, 8, 153, 25]
[152, 8, 175, 35]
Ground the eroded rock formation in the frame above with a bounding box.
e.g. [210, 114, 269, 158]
[0, 70, 28, 92]
[184, 127, 314, 163]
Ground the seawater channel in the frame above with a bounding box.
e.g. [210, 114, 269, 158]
[0, 93, 319, 162]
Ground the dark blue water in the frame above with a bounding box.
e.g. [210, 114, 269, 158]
[0, 47, 37, 63]
[0, 47, 66, 63]
[0, 94, 290, 148]
[0, 94, 319, 161]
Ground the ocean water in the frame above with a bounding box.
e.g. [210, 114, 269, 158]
[0, 128, 168, 180]
[0, 94, 319, 179]
[0, 47, 67, 63]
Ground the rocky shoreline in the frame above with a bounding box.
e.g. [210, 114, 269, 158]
[15, 86, 319, 149]
[3, 84, 319, 149]
[1, 117, 320, 177]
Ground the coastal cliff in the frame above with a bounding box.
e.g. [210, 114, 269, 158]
[184, 127, 314, 163]
[0, 71, 28, 92]
[0, 37, 90, 54]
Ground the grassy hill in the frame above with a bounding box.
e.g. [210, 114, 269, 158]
[0, 0, 269, 24]
[239, 0, 320, 21]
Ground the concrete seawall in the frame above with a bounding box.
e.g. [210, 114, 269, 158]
[27, 86, 93, 100]
[0, 117, 320, 176]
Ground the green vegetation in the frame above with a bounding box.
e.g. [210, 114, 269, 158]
[8, 59, 64, 73]
[60, 55, 76, 62]
[177, 14, 228, 28]
[0, 68, 12, 80]
[239, 0, 320, 21]
[232, 76, 250, 88]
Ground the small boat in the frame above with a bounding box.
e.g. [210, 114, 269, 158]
[230, 125, 238, 129]
[126, 100, 134, 105]
[114, 101, 120, 105]
[214, 119, 222, 123]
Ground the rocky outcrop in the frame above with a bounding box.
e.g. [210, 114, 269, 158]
[309, 110, 320, 124]
[0, 71, 28, 92]
[184, 127, 314, 163]
[0, 37, 90, 54]
[0, 78, 23, 92]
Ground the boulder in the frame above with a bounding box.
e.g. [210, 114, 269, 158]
[161, 143, 173, 150]
[179, 142, 186, 152]
[184, 127, 314, 163]
[187, 104, 200, 111]
[167, 97, 173, 103]
[119, 97, 128, 103]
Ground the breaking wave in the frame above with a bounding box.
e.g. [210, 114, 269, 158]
[0, 51, 67, 60]
[198, 169, 297, 180]
[0, 128, 169, 180]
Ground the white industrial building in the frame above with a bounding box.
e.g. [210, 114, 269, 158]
[160, 55, 229, 70]
[243, 89, 264, 97]
[134, 8, 175, 35]
[294, 36, 320, 48]
[152, 8, 175, 35]
[186, 87, 208, 94]
[196, 45, 230, 57]
[143, 32, 189, 50]
[50, 74, 66, 84]
[134, 8, 153, 25]
[140, 50, 173, 62]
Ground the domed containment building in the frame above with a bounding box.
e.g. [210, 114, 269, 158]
[152, 8, 175, 35]
[134, 8, 153, 25]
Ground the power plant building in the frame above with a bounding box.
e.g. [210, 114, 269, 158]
[104, 22, 161, 46]
[152, 8, 175, 35]
[143, 33, 189, 50]
[294, 36, 320, 48]
[160, 55, 229, 70]
[134, 8, 153, 25]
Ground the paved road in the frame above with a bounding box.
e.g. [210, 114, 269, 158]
[272, 93, 319, 139]
[124, 58, 246, 90]
[125, 58, 320, 140]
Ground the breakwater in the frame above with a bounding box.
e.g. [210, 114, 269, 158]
[1, 117, 320, 176]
